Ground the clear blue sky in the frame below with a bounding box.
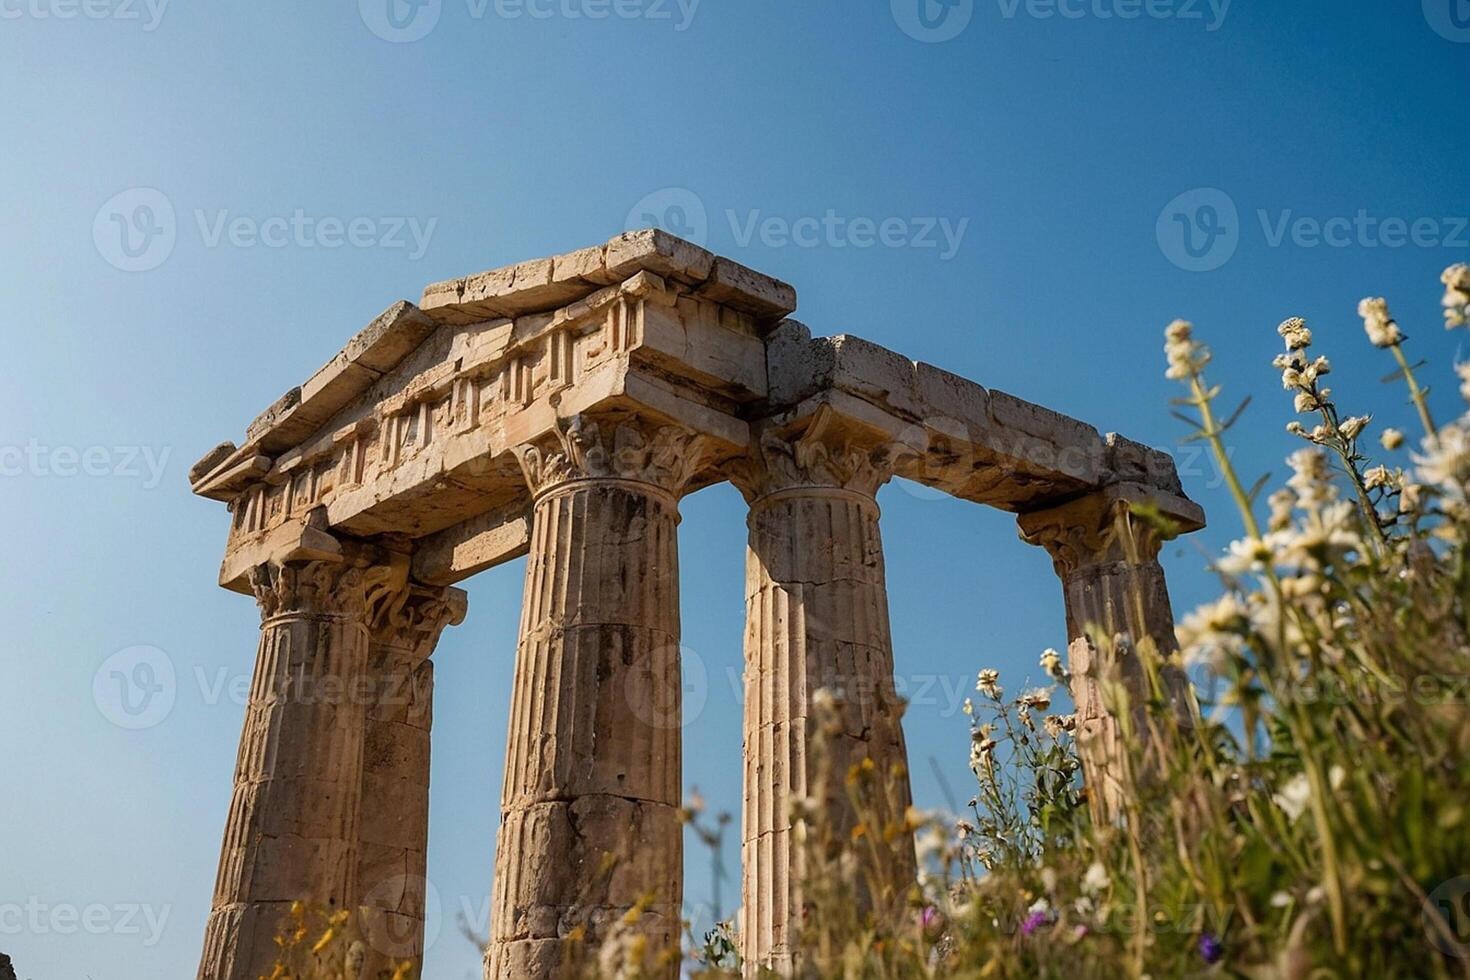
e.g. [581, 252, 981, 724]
[3, 1, 1467, 976]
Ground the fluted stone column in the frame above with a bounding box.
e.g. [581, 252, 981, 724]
[485, 415, 711, 980]
[1018, 483, 1202, 819]
[199, 558, 383, 980]
[356, 581, 467, 971]
[732, 422, 916, 975]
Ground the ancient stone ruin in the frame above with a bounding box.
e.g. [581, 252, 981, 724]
[189, 230, 1204, 979]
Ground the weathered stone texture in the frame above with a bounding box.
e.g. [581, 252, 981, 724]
[357, 585, 465, 969]
[733, 421, 915, 975]
[1019, 484, 1202, 818]
[198, 560, 372, 980]
[486, 417, 706, 979]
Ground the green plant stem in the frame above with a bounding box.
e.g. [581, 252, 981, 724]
[1390, 342, 1438, 442]
[1190, 375, 1263, 541]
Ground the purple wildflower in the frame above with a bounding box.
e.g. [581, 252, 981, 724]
[1198, 932, 1224, 964]
[1021, 910, 1050, 936]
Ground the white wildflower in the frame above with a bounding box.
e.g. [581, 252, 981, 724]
[1081, 862, 1111, 895]
[1276, 500, 1361, 568]
[1216, 536, 1274, 575]
[1165, 319, 1210, 380]
[1443, 263, 1470, 329]
[1415, 423, 1470, 501]
[976, 669, 1002, 699]
[1177, 593, 1250, 669]
[1017, 688, 1052, 711]
[1363, 465, 1398, 491]
[1287, 447, 1338, 509]
[1039, 647, 1066, 681]
[1268, 488, 1297, 532]
[1274, 772, 1312, 822]
[1358, 297, 1404, 348]
[1278, 317, 1313, 350]
[1381, 428, 1405, 451]
[1339, 415, 1371, 440]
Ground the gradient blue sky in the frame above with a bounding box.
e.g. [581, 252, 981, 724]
[3, 1, 1468, 976]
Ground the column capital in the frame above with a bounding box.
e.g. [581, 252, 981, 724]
[248, 558, 369, 621]
[728, 406, 915, 504]
[368, 581, 469, 664]
[1017, 482, 1205, 577]
[512, 412, 715, 499]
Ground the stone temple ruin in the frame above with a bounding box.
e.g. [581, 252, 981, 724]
[189, 230, 1204, 979]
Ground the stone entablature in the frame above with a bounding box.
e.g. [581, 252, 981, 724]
[190, 230, 1203, 980]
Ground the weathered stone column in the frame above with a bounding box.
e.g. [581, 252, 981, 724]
[356, 579, 467, 971]
[1018, 483, 1203, 819]
[485, 415, 711, 980]
[731, 418, 916, 975]
[199, 557, 382, 980]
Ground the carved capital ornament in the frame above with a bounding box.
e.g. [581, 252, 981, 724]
[513, 413, 714, 499]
